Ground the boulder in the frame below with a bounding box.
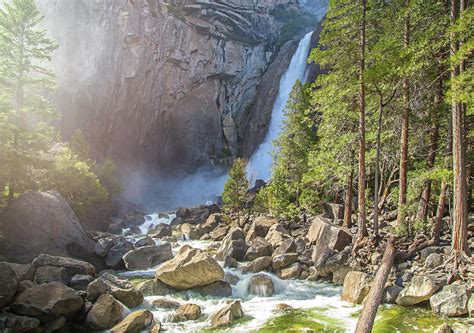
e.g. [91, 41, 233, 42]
[200, 213, 223, 233]
[32, 254, 96, 276]
[272, 253, 298, 270]
[396, 275, 445, 306]
[87, 272, 143, 308]
[136, 279, 175, 296]
[34, 265, 70, 285]
[242, 256, 272, 273]
[106, 241, 134, 269]
[210, 225, 229, 241]
[123, 244, 173, 270]
[210, 300, 244, 328]
[265, 224, 291, 248]
[148, 223, 172, 238]
[111, 309, 154, 333]
[224, 272, 240, 285]
[181, 223, 204, 240]
[70, 274, 94, 291]
[18, 280, 37, 293]
[134, 237, 155, 248]
[420, 246, 439, 260]
[273, 238, 297, 256]
[86, 294, 124, 330]
[430, 283, 469, 317]
[382, 284, 403, 304]
[11, 282, 84, 322]
[424, 253, 444, 269]
[276, 262, 302, 279]
[175, 205, 215, 225]
[295, 237, 307, 254]
[4, 263, 35, 282]
[215, 228, 248, 261]
[155, 245, 224, 289]
[171, 304, 202, 322]
[246, 216, 277, 243]
[248, 274, 274, 297]
[0, 191, 97, 264]
[0, 313, 40, 332]
[322, 203, 344, 221]
[0, 262, 18, 308]
[224, 256, 239, 268]
[245, 237, 273, 261]
[192, 280, 232, 297]
[341, 271, 373, 304]
[306, 217, 352, 265]
[95, 237, 115, 257]
[152, 298, 181, 309]
[332, 266, 351, 285]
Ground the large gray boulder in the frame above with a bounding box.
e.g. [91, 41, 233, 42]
[123, 244, 173, 270]
[430, 283, 469, 317]
[11, 282, 84, 322]
[87, 272, 144, 308]
[32, 254, 96, 277]
[215, 228, 248, 261]
[265, 224, 291, 248]
[155, 246, 224, 290]
[0, 191, 98, 264]
[396, 275, 445, 306]
[245, 237, 273, 261]
[341, 271, 373, 304]
[0, 262, 18, 307]
[246, 216, 277, 243]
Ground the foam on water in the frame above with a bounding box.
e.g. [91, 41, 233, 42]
[139, 213, 176, 234]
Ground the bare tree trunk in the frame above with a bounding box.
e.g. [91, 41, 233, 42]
[358, 0, 368, 238]
[417, 79, 441, 222]
[451, 0, 469, 254]
[344, 163, 354, 228]
[374, 93, 384, 237]
[355, 239, 396, 333]
[396, 7, 410, 231]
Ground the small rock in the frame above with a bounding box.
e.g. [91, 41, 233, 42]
[171, 304, 201, 322]
[424, 253, 444, 269]
[224, 272, 240, 285]
[70, 274, 94, 291]
[276, 262, 302, 279]
[382, 284, 403, 304]
[272, 253, 298, 270]
[95, 238, 115, 257]
[152, 298, 181, 309]
[148, 223, 172, 238]
[192, 280, 232, 297]
[420, 246, 439, 260]
[86, 294, 124, 330]
[210, 300, 243, 328]
[248, 274, 274, 297]
[245, 237, 273, 261]
[135, 237, 155, 248]
[111, 309, 154, 332]
[224, 256, 238, 268]
[273, 303, 293, 312]
[341, 271, 373, 304]
[243, 256, 272, 273]
[150, 321, 162, 333]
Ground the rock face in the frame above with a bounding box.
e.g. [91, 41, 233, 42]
[430, 284, 469, 317]
[37, 0, 323, 175]
[341, 271, 373, 304]
[0, 191, 97, 264]
[123, 244, 173, 270]
[396, 275, 445, 306]
[155, 246, 224, 289]
[0, 263, 18, 308]
[11, 282, 84, 322]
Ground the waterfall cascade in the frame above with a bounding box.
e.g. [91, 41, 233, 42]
[247, 31, 314, 182]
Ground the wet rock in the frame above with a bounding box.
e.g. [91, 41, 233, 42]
[248, 274, 274, 297]
[265, 224, 291, 248]
[341, 271, 373, 304]
[382, 284, 403, 304]
[215, 228, 248, 261]
[4, 262, 35, 282]
[332, 266, 351, 285]
[0, 313, 40, 332]
[70, 274, 94, 291]
[224, 256, 239, 268]
[306, 217, 352, 265]
[424, 253, 444, 269]
[274, 238, 297, 256]
[32, 254, 96, 276]
[105, 241, 134, 269]
[135, 237, 155, 248]
[86, 294, 123, 330]
[210, 300, 244, 328]
[34, 265, 71, 285]
[0, 262, 18, 308]
[111, 309, 154, 332]
[224, 272, 240, 285]
[87, 272, 143, 308]
[155, 245, 224, 289]
[243, 256, 272, 273]
[272, 253, 298, 270]
[152, 298, 181, 309]
[171, 304, 202, 322]
[148, 223, 172, 238]
[193, 280, 232, 297]
[396, 275, 445, 306]
[276, 263, 302, 280]
[430, 283, 469, 317]
[246, 216, 278, 243]
[123, 244, 173, 270]
[245, 237, 273, 261]
[11, 282, 84, 322]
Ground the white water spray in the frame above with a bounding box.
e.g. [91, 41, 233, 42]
[247, 31, 314, 181]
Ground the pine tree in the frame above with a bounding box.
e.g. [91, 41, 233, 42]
[222, 158, 250, 222]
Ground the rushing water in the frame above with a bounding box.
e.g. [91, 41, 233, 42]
[247, 31, 314, 182]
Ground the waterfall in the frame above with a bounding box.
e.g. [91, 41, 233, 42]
[248, 31, 314, 182]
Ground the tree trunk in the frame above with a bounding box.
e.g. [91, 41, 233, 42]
[355, 239, 396, 333]
[417, 79, 441, 222]
[358, 0, 368, 238]
[374, 93, 384, 237]
[344, 165, 354, 228]
[396, 7, 410, 230]
[451, 0, 469, 254]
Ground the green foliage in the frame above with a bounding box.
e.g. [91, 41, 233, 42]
[222, 158, 250, 218]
